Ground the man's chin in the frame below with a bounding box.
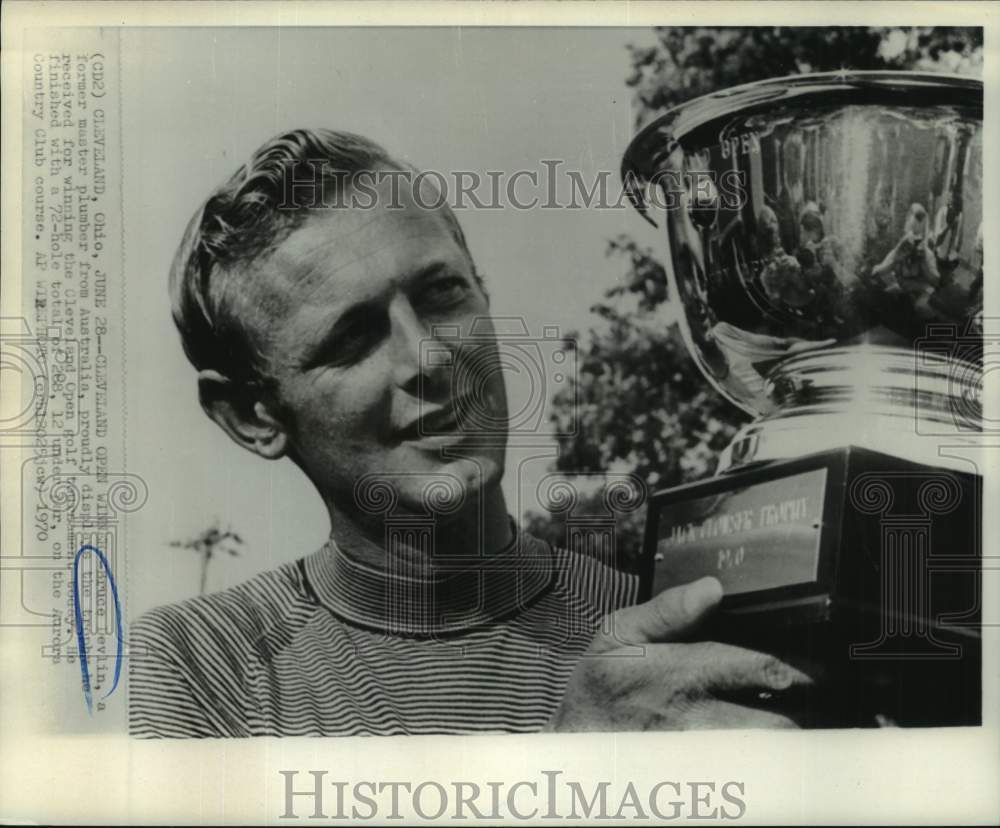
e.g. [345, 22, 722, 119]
[391, 447, 504, 517]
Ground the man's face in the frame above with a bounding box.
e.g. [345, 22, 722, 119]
[242, 183, 508, 521]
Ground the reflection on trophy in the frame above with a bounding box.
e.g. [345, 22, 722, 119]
[623, 72, 983, 726]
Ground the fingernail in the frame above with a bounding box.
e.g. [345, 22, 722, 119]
[682, 576, 724, 616]
[768, 666, 794, 691]
[763, 659, 799, 691]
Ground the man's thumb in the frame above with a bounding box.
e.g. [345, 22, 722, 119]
[590, 576, 724, 653]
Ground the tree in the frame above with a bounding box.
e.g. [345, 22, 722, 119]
[627, 27, 983, 130]
[525, 27, 983, 570]
[170, 522, 245, 595]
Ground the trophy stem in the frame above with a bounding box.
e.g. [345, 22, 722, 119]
[718, 346, 982, 474]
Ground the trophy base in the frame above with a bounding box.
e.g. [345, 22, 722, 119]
[641, 446, 981, 727]
[718, 621, 982, 729]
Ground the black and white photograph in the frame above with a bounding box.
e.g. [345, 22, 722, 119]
[1, 2, 997, 824]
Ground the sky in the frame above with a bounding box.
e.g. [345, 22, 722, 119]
[121, 26, 665, 611]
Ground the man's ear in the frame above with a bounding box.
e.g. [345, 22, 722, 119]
[197, 369, 289, 460]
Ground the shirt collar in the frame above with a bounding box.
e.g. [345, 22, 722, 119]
[302, 520, 556, 636]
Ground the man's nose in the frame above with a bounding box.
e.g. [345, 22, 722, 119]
[388, 298, 450, 396]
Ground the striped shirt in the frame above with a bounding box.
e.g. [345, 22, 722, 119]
[128, 528, 639, 738]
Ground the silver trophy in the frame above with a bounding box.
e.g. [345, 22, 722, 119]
[623, 71, 983, 472]
[624, 72, 983, 726]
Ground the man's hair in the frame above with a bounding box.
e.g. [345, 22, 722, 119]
[169, 128, 474, 384]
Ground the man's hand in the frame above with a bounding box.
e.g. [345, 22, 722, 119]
[547, 577, 816, 732]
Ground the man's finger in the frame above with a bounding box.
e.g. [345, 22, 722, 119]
[691, 642, 817, 696]
[590, 577, 723, 653]
[681, 700, 801, 731]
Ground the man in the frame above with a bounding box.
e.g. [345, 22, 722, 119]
[129, 129, 812, 738]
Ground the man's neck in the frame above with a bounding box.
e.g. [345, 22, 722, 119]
[325, 482, 513, 574]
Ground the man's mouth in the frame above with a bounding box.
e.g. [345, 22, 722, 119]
[394, 396, 473, 443]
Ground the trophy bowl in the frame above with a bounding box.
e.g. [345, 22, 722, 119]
[622, 71, 983, 472]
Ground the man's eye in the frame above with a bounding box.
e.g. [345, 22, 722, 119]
[314, 313, 387, 368]
[421, 276, 470, 307]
